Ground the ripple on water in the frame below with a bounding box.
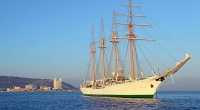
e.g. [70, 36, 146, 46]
[0, 91, 200, 110]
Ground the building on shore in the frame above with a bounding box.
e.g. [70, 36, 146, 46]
[53, 78, 62, 90]
[39, 86, 51, 91]
[7, 86, 25, 92]
[25, 84, 33, 90]
[25, 84, 38, 91]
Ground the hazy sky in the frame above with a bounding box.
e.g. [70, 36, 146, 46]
[0, 0, 199, 90]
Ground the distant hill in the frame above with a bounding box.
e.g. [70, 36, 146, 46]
[0, 76, 77, 91]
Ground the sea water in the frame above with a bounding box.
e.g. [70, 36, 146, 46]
[0, 91, 200, 110]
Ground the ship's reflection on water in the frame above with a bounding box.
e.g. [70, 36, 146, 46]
[84, 96, 161, 110]
[82, 92, 200, 110]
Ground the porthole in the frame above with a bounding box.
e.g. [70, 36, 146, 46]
[150, 84, 154, 88]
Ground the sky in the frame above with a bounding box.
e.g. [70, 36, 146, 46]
[0, 0, 199, 90]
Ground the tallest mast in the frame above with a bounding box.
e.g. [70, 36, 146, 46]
[127, 0, 137, 80]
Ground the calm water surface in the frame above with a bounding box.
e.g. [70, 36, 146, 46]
[0, 91, 200, 110]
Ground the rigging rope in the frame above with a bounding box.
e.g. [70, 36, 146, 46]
[137, 44, 156, 74]
[135, 42, 144, 78]
[156, 41, 178, 61]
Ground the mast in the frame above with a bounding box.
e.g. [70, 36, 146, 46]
[98, 18, 107, 81]
[110, 11, 124, 80]
[89, 26, 96, 86]
[127, 0, 137, 80]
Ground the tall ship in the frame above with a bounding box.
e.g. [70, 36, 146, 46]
[80, 0, 191, 98]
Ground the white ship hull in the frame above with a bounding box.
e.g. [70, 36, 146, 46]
[80, 75, 162, 98]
